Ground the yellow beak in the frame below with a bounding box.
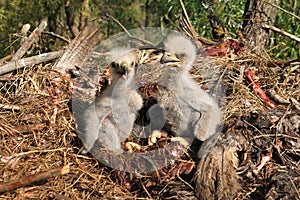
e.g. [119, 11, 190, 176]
[160, 52, 182, 67]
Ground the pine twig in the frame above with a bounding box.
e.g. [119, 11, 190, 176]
[0, 165, 70, 194]
[0, 51, 63, 75]
[11, 19, 48, 61]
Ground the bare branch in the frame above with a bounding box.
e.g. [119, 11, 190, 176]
[0, 165, 70, 194]
[179, 0, 213, 46]
[262, 24, 300, 43]
[42, 31, 71, 43]
[263, 0, 300, 21]
[0, 51, 63, 75]
[11, 19, 48, 61]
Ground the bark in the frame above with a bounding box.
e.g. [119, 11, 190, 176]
[241, 0, 279, 52]
[79, 0, 89, 31]
[65, 1, 80, 37]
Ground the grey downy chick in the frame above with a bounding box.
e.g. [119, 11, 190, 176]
[160, 34, 222, 141]
[82, 48, 143, 153]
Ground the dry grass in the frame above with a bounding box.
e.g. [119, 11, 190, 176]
[0, 46, 299, 199]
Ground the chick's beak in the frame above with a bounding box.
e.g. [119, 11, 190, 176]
[160, 52, 182, 66]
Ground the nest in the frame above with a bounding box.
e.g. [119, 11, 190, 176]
[0, 42, 299, 199]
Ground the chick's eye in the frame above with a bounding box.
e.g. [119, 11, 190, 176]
[111, 62, 117, 68]
[178, 53, 186, 58]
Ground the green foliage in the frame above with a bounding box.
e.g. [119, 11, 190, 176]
[0, 0, 298, 59]
[269, 0, 300, 59]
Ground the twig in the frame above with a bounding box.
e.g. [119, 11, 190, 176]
[106, 13, 155, 46]
[140, 179, 152, 199]
[0, 165, 70, 193]
[262, 24, 300, 43]
[12, 148, 67, 157]
[262, 0, 300, 21]
[48, 88, 61, 126]
[0, 54, 13, 63]
[0, 51, 63, 75]
[12, 123, 45, 134]
[266, 58, 300, 68]
[42, 31, 70, 43]
[0, 103, 20, 110]
[11, 19, 48, 61]
[179, 0, 213, 46]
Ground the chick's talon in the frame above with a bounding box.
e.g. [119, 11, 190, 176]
[148, 130, 167, 146]
[125, 142, 142, 153]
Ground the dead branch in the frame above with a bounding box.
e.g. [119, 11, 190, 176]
[11, 19, 48, 61]
[0, 165, 70, 194]
[263, 0, 300, 21]
[0, 51, 63, 76]
[12, 123, 45, 134]
[80, 0, 90, 31]
[262, 24, 300, 43]
[42, 31, 70, 43]
[106, 13, 155, 46]
[266, 58, 300, 68]
[0, 54, 13, 64]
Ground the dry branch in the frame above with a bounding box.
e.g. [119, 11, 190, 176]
[12, 123, 45, 134]
[42, 31, 70, 43]
[262, 24, 300, 43]
[0, 51, 63, 75]
[11, 19, 48, 61]
[0, 165, 70, 194]
[263, 0, 300, 21]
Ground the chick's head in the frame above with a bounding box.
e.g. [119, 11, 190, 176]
[161, 34, 196, 71]
[108, 48, 137, 79]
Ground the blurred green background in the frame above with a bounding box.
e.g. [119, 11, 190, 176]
[0, 0, 299, 59]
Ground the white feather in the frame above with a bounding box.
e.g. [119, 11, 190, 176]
[164, 34, 196, 70]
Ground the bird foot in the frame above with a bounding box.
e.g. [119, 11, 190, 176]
[148, 130, 168, 146]
[124, 142, 142, 153]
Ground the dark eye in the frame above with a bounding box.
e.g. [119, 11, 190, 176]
[178, 53, 186, 58]
[111, 62, 117, 68]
